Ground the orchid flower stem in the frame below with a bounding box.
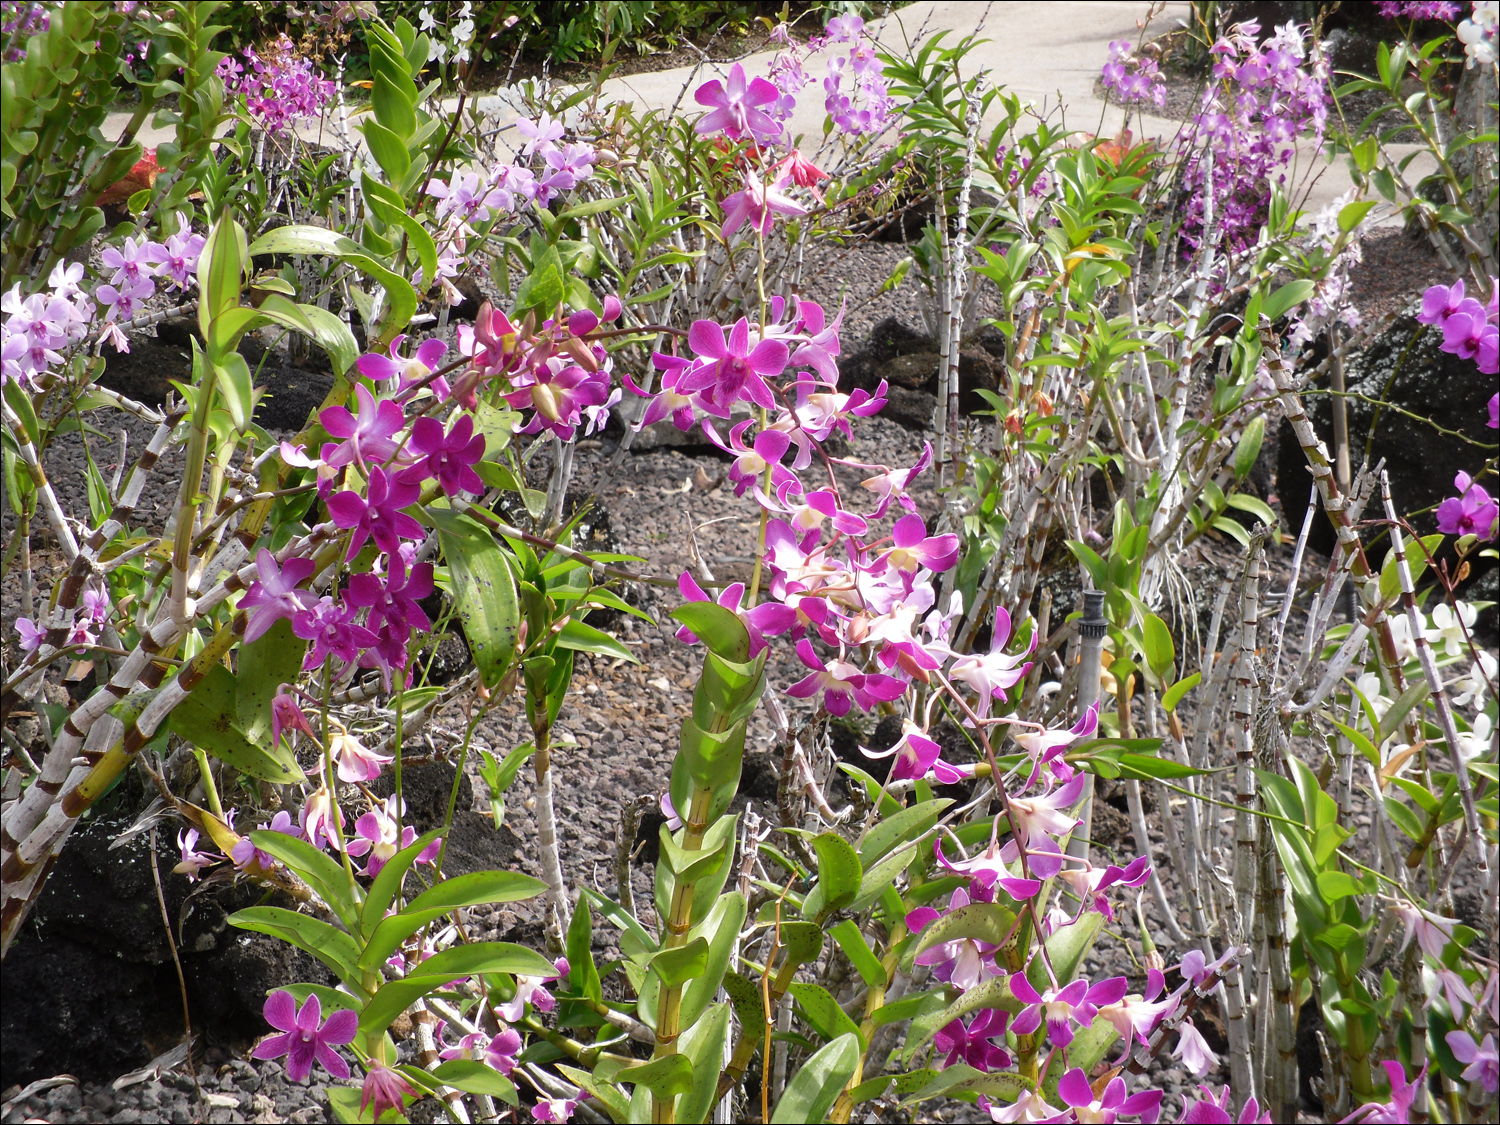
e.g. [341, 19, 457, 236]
[319, 662, 359, 898]
[747, 225, 773, 606]
[191, 747, 223, 819]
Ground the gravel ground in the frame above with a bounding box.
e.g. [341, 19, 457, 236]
[1, 204, 1452, 1122]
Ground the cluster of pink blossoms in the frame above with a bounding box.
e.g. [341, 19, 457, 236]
[1, 215, 204, 386]
[1421, 278, 1500, 539]
[1180, 20, 1331, 254]
[1101, 39, 1167, 107]
[216, 35, 337, 136]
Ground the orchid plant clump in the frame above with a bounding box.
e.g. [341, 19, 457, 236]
[2, 4, 1498, 1125]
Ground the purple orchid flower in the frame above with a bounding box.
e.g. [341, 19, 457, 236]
[173, 828, 222, 882]
[300, 786, 343, 851]
[240, 549, 318, 644]
[792, 377, 887, 442]
[1441, 306, 1493, 363]
[1054, 1067, 1164, 1124]
[694, 62, 783, 143]
[156, 223, 205, 289]
[934, 1010, 1011, 1072]
[321, 384, 406, 470]
[908, 885, 1005, 989]
[720, 170, 807, 238]
[1009, 971, 1126, 1048]
[1094, 968, 1179, 1051]
[932, 823, 1041, 901]
[1180, 1084, 1272, 1123]
[674, 572, 795, 659]
[1173, 1017, 1220, 1078]
[1435, 471, 1498, 539]
[327, 467, 425, 559]
[13, 617, 43, 652]
[861, 720, 943, 782]
[230, 810, 300, 872]
[1445, 1030, 1498, 1093]
[1013, 702, 1099, 786]
[860, 443, 931, 520]
[360, 1063, 416, 1122]
[879, 513, 960, 574]
[346, 795, 416, 875]
[1005, 773, 1088, 850]
[681, 317, 789, 413]
[704, 418, 799, 497]
[759, 483, 869, 538]
[331, 728, 394, 785]
[97, 276, 155, 322]
[624, 354, 699, 430]
[271, 684, 315, 750]
[1057, 854, 1152, 920]
[100, 236, 164, 288]
[506, 360, 610, 441]
[497, 958, 568, 1022]
[293, 596, 378, 670]
[1418, 279, 1470, 325]
[346, 560, 435, 635]
[945, 607, 1036, 722]
[1338, 1061, 1427, 1124]
[426, 171, 505, 224]
[357, 335, 451, 397]
[788, 298, 844, 385]
[516, 112, 565, 155]
[784, 638, 907, 716]
[251, 991, 358, 1081]
[532, 1096, 587, 1124]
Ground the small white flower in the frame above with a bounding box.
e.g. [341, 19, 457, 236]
[1451, 649, 1498, 709]
[1455, 712, 1494, 765]
[1424, 601, 1478, 658]
[1387, 614, 1418, 663]
[1355, 671, 1394, 722]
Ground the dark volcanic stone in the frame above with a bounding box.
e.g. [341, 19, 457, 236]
[1275, 303, 1497, 616]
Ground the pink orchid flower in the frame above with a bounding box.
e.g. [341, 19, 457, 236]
[720, 169, 807, 238]
[320, 384, 406, 470]
[240, 549, 318, 644]
[784, 638, 906, 715]
[681, 317, 789, 412]
[694, 62, 783, 143]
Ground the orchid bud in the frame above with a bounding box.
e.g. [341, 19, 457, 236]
[601, 294, 622, 322]
[567, 308, 599, 336]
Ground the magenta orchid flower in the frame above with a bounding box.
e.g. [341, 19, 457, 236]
[1180, 1084, 1272, 1123]
[293, 596, 379, 670]
[13, 617, 43, 652]
[1054, 1067, 1164, 1124]
[1005, 773, 1087, 850]
[327, 467, 425, 559]
[861, 720, 944, 782]
[271, 684, 315, 750]
[331, 728, 394, 785]
[357, 335, 451, 397]
[720, 170, 808, 238]
[934, 1009, 1012, 1072]
[346, 560, 435, 637]
[1435, 471, 1498, 539]
[860, 443, 931, 519]
[674, 572, 796, 659]
[346, 796, 415, 875]
[681, 317, 789, 413]
[399, 414, 486, 498]
[532, 1096, 586, 1124]
[946, 607, 1035, 721]
[230, 810, 300, 872]
[1338, 1061, 1426, 1124]
[1057, 854, 1152, 920]
[625, 355, 699, 430]
[933, 825, 1041, 901]
[785, 637, 906, 715]
[694, 62, 783, 143]
[173, 828, 222, 882]
[1095, 970, 1179, 1050]
[320, 384, 406, 470]
[1009, 971, 1125, 1048]
[516, 112, 565, 155]
[793, 377, 888, 441]
[879, 513, 960, 574]
[1014, 702, 1099, 786]
[787, 298, 843, 383]
[240, 549, 318, 644]
[1444, 1030, 1498, 1093]
[703, 418, 799, 497]
[299, 786, 342, 851]
[908, 885, 1005, 989]
[497, 958, 568, 1022]
[360, 1063, 416, 1122]
[251, 990, 357, 1081]
[100, 236, 164, 288]
[506, 360, 611, 441]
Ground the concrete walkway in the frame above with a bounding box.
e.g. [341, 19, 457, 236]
[105, 1, 1422, 224]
